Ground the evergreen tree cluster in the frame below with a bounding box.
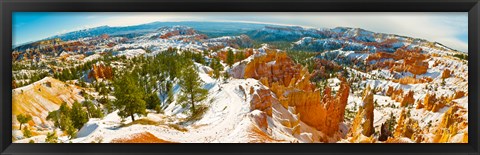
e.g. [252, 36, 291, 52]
[209, 57, 224, 79]
[46, 101, 103, 139]
[53, 60, 98, 81]
[113, 71, 148, 122]
[112, 48, 210, 120]
[226, 49, 235, 67]
[178, 60, 208, 112]
[13, 71, 50, 88]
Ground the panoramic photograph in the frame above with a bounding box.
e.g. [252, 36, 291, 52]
[11, 12, 468, 143]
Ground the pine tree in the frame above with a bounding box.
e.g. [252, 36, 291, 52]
[83, 100, 94, 118]
[99, 85, 110, 97]
[83, 100, 103, 118]
[103, 97, 114, 114]
[388, 112, 397, 132]
[146, 92, 161, 110]
[63, 117, 76, 139]
[235, 51, 245, 61]
[210, 57, 224, 79]
[226, 49, 235, 67]
[178, 62, 208, 112]
[113, 72, 147, 122]
[223, 71, 230, 82]
[47, 110, 60, 129]
[16, 114, 32, 130]
[203, 50, 209, 57]
[70, 101, 88, 129]
[166, 81, 174, 105]
[45, 131, 58, 143]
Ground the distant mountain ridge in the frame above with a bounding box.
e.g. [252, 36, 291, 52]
[46, 21, 269, 43]
[13, 21, 465, 53]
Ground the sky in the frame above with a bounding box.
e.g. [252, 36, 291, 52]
[13, 12, 468, 52]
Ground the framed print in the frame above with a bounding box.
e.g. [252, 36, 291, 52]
[1, 0, 479, 155]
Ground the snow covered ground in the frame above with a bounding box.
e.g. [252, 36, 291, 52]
[12, 24, 469, 143]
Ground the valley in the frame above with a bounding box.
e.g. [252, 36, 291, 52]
[12, 22, 468, 143]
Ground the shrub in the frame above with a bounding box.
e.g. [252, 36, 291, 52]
[45, 131, 58, 143]
[23, 128, 32, 138]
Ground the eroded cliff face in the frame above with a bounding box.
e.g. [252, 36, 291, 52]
[292, 82, 350, 137]
[348, 86, 375, 143]
[433, 105, 468, 143]
[386, 87, 415, 108]
[393, 109, 421, 141]
[12, 77, 85, 129]
[422, 93, 447, 112]
[234, 49, 350, 138]
[249, 86, 275, 117]
[400, 90, 415, 107]
[361, 86, 375, 137]
[367, 47, 430, 76]
[88, 63, 114, 80]
[452, 91, 466, 100]
[392, 76, 432, 85]
[243, 49, 305, 88]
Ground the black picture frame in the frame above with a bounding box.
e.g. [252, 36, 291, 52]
[1, 0, 479, 155]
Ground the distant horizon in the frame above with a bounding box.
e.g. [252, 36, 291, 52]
[13, 12, 468, 52]
[13, 20, 277, 47]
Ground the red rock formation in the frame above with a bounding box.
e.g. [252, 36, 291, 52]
[111, 132, 175, 143]
[423, 93, 450, 112]
[100, 34, 110, 40]
[361, 86, 375, 137]
[433, 105, 468, 143]
[406, 61, 429, 75]
[249, 110, 269, 130]
[12, 80, 17, 89]
[433, 60, 440, 67]
[159, 28, 197, 39]
[442, 69, 451, 79]
[422, 93, 448, 112]
[244, 48, 254, 58]
[400, 90, 415, 107]
[88, 63, 113, 80]
[293, 81, 350, 136]
[250, 87, 274, 116]
[423, 93, 436, 111]
[311, 59, 343, 79]
[393, 109, 420, 141]
[415, 99, 424, 109]
[386, 86, 394, 96]
[238, 49, 350, 137]
[367, 48, 430, 75]
[393, 109, 407, 138]
[12, 52, 20, 61]
[243, 49, 306, 88]
[348, 86, 375, 142]
[396, 119, 421, 141]
[378, 122, 393, 141]
[453, 91, 466, 99]
[390, 88, 404, 102]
